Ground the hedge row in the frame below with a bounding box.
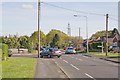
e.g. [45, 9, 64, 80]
[1, 43, 8, 60]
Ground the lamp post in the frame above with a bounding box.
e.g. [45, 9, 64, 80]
[74, 15, 89, 53]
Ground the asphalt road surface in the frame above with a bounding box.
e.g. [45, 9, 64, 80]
[35, 54, 119, 79]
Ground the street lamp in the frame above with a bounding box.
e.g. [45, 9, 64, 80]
[74, 15, 89, 53]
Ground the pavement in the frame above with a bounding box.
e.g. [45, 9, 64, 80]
[34, 54, 119, 79]
[82, 53, 120, 63]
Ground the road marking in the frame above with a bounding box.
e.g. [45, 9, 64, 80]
[78, 59, 83, 61]
[70, 64, 79, 70]
[85, 73, 96, 80]
[55, 62, 58, 66]
[63, 60, 68, 63]
[54, 60, 70, 78]
[83, 56, 88, 58]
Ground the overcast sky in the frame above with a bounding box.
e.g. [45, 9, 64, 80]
[1, 1, 119, 39]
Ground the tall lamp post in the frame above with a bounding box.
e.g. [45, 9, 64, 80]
[74, 15, 89, 53]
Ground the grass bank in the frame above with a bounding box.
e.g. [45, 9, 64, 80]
[2, 57, 37, 78]
[87, 52, 120, 57]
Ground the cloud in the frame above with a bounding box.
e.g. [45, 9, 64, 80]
[22, 4, 34, 10]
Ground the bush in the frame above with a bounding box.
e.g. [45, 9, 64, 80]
[2, 43, 8, 60]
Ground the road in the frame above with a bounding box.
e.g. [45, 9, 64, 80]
[35, 54, 119, 79]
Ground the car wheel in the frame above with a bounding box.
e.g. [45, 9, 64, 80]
[48, 55, 52, 58]
[58, 55, 61, 58]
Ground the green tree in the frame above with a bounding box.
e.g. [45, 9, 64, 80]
[30, 31, 46, 49]
[50, 34, 60, 47]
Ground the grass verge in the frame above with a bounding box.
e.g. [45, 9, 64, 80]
[2, 57, 37, 78]
[87, 52, 120, 57]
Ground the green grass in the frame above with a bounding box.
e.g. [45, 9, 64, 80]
[2, 57, 37, 78]
[88, 52, 120, 57]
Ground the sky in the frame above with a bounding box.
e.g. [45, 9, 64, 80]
[1, 1, 119, 39]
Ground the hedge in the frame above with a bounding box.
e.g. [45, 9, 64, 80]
[2, 43, 8, 60]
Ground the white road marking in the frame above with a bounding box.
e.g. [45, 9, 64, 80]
[55, 62, 58, 66]
[70, 64, 79, 70]
[83, 56, 88, 58]
[85, 73, 96, 80]
[63, 60, 68, 63]
[78, 59, 83, 61]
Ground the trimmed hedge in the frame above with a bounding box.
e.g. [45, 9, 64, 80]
[2, 43, 8, 60]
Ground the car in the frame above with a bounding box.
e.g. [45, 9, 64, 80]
[109, 46, 120, 53]
[111, 46, 120, 53]
[8, 49, 12, 57]
[40, 48, 63, 58]
[53, 48, 64, 57]
[65, 47, 76, 54]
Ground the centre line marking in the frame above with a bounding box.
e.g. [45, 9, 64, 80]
[85, 73, 96, 80]
[63, 60, 68, 63]
[70, 64, 79, 70]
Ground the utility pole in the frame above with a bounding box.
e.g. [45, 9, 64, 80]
[79, 27, 80, 39]
[85, 16, 89, 53]
[102, 42, 104, 53]
[38, 0, 40, 58]
[106, 14, 109, 56]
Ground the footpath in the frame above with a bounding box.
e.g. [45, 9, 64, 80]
[82, 53, 120, 64]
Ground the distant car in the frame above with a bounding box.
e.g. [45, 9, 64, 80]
[112, 46, 120, 53]
[8, 49, 12, 57]
[65, 47, 76, 54]
[109, 46, 120, 53]
[40, 48, 63, 58]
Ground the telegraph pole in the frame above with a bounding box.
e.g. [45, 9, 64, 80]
[85, 16, 89, 53]
[106, 14, 109, 56]
[38, 0, 40, 58]
[79, 27, 80, 39]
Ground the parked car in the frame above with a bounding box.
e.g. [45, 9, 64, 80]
[109, 46, 120, 53]
[40, 48, 63, 58]
[112, 46, 120, 53]
[65, 47, 76, 54]
[8, 49, 12, 57]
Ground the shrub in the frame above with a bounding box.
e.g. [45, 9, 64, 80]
[2, 43, 8, 60]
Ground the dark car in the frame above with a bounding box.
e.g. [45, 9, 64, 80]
[65, 47, 76, 54]
[8, 49, 12, 57]
[40, 48, 63, 58]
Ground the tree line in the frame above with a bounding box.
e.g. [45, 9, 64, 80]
[0, 29, 83, 53]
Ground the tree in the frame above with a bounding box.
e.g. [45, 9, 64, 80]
[30, 31, 46, 49]
[50, 34, 60, 48]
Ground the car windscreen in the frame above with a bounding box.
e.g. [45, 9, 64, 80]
[67, 48, 73, 50]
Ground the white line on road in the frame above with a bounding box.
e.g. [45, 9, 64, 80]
[70, 64, 79, 70]
[78, 59, 83, 61]
[63, 60, 68, 63]
[83, 56, 88, 58]
[85, 73, 96, 80]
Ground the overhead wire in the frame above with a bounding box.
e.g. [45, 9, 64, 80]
[41, 2, 106, 16]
